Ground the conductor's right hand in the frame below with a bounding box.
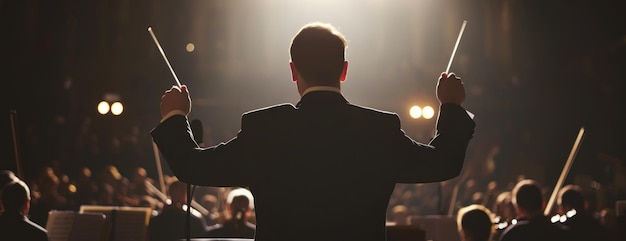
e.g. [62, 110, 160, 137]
[160, 85, 191, 118]
[436, 72, 465, 106]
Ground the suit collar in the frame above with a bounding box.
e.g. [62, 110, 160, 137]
[296, 91, 348, 108]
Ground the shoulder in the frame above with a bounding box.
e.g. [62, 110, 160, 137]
[243, 103, 296, 116]
[347, 103, 398, 117]
[240, 103, 295, 126]
[499, 220, 530, 240]
[346, 103, 401, 128]
[25, 219, 49, 240]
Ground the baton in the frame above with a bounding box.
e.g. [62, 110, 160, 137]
[148, 26, 182, 87]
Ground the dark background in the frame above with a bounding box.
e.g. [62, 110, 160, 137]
[2, 0, 625, 209]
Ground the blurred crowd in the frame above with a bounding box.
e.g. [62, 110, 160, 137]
[3, 114, 626, 240]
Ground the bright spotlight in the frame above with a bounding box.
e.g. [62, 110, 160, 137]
[97, 101, 110, 115]
[186, 43, 195, 52]
[551, 215, 560, 223]
[111, 102, 124, 115]
[422, 106, 435, 119]
[409, 106, 422, 119]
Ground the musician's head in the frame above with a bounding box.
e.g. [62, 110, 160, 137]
[1, 179, 31, 215]
[1, 170, 20, 212]
[226, 188, 254, 210]
[289, 22, 348, 95]
[167, 180, 188, 206]
[493, 191, 515, 222]
[457, 204, 495, 241]
[226, 188, 254, 221]
[511, 179, 544, 218]
[557, 184, 587, 212]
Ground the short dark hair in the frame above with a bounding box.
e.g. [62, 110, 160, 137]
[1, 180, 30, 213]
[1, 170, 17, 186]
[290, 22, 347, 86]
[558, 184, 585, 211]
[512, 179, 544, 212]
[457, 204, 494, 241]
[0, 170, 18, 195]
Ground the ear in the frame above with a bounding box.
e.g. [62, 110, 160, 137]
[23, 200, 30, 214]
[339, 60, 348, 82]
[290, 62, 299, 82]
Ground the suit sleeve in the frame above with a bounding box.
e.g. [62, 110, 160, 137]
[392, 103, 475, 183]
[150, 115, 255, 186]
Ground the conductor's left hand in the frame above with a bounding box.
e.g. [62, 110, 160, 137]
[160, 85, 191, 118]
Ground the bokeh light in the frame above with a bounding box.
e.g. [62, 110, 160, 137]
[186, 43, 195, 52]
[422, 106, 435, 119]
[97, 101, 110, 115]
[111, 102, 124, 115]
[410, 106, 422, 119]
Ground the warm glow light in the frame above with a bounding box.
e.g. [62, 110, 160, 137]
[111, 102, 124, 115]
[566, 209, 577, 218]
[422, 106, 435, 119]
[186, 43, 195, 52]
[409, 106, 422, 119]
[551, 215, 560, 223]
[68, 184, 77, 193]
[497, 222, 508, 230]
[97, 101, 110, 115]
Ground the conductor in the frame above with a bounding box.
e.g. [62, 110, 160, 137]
[151, 22, 475, 241]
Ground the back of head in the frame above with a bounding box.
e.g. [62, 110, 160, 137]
[230, 195, 250, 216]
[1, 179, 30, 214]
[391, 205, 409, 225]
[1, 170, 18, 187]
[512, 179, 544, 213]
[557, 184, 585, 211]
[457, 204, 494, 241]
[493, 191, 515, 221]
[290, 22, 347, 86]
[0, 170, 18, 199]
[227, 188, 254, 210]
[168, 181, 187, 204]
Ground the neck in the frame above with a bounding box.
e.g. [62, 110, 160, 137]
[519, 209, 543, 220]
[2, 210, 25, 216]
[301, 86, 341, 96]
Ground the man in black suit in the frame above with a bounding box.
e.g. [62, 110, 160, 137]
[498, 179, 573, 241]
[0, 178, 49, 241]
[151, 22, 475, 241]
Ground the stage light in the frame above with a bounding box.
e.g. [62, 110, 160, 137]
[186, 43, 195, 52]
[111, 102, 124, 115]
[410, 105, 422, 119]
[97, 101, 110, 115]
[422, 106, 435, 119]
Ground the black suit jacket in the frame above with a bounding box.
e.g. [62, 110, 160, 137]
[151, 91, 475, 241]
[0, 213, 49, 241]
